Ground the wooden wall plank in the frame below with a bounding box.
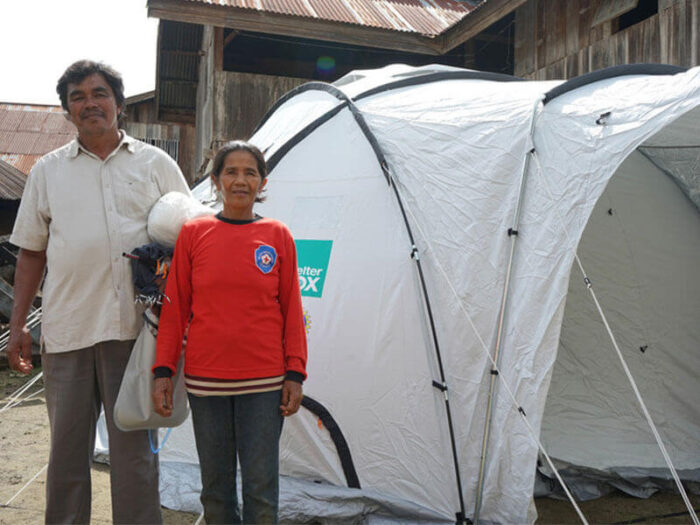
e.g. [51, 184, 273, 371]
[566, 52, 579, 78]
[215, 71, 306, 143]
[627, 19, 641, 63]
[565, 0, 580, 56]
[540, 0, 561, 65]
[677, 0, 688, 66]
[659, 2, 670, 62]
[613, 29, 628, 65]
[514, 1, 535, 77]
[579, 0, 594, 50]
[535, 0, 547, 71]
[693, 0, 699, 65]
[590, 37, 612, 70]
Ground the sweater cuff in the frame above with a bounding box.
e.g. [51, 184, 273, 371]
[285, 371, 305, 384]
[153, 366, 173, 379]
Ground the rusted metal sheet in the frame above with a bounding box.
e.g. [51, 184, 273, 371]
[0, 104, 75, 174]
[0, 109, 24, 132]
[18, 112, 46, 133]
[0, 159, 27, 200]
[172, 0, 484, 36]
[0, 154, 42, 175]
[41, 113, 74, 134]
[307, 0, 358, 25]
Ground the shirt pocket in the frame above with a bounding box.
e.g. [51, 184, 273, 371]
[113, 167, 162, 221]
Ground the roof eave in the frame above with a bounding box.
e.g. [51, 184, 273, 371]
[147, 0, 444, 55]
[434, 0, 526, 53]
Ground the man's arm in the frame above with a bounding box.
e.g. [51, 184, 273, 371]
[7, 248, 47, 374]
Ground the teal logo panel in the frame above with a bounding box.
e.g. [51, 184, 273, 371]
[295, 240, 333, 298]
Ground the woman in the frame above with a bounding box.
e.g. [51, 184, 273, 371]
[152, 140, 307, 524]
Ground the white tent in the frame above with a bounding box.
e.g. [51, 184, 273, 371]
[99, 63, 700, 524]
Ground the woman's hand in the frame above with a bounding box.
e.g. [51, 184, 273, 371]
[153, 377, 174, 417]
[280, 380, 303, 417]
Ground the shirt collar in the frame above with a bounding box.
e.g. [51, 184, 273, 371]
[68, 130, 136, 159]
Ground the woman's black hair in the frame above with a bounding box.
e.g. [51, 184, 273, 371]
[210, 141, 268, 203]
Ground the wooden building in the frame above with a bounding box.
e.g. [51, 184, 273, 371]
[147, 0, 698, 173]
[126, 92, 197, 183]
[513, 0, 698, 79]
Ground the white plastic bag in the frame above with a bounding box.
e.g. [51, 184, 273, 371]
[147, 191, 215, 247]
[114, 309, 189, 431]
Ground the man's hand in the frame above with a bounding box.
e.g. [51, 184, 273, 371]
[152, 377, 173, 417]
[280, 380, 303, 417]
[7, 248, 46, 375]
[6, 326, 33, 374]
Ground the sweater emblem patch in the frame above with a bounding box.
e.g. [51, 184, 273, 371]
[255, 245, 277, 274]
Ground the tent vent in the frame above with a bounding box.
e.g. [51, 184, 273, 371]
[596, 111, 612, 125]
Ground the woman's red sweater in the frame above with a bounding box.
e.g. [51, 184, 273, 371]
[154, 214, 307, 383]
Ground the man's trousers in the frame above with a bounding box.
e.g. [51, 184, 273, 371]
[42, 340, 161, 524]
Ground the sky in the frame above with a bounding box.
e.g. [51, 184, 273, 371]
[1, 0, 158, 105]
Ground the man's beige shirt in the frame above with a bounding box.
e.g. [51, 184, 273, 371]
[10, 133, 190, 353]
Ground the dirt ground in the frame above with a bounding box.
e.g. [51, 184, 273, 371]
[1, 365, 698, 525]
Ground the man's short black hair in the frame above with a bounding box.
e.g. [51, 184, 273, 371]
[56, 60, 125, 115]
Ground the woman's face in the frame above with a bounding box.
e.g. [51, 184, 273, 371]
[212, 150, 266, 218]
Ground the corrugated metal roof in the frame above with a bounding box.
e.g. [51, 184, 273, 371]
[0, 104, 75, 173]
[0, 160, 26, 200]
[173, 0, 485, 36]
[0, 154, 42, 175]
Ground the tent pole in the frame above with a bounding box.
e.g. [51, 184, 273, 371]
[384, 164, 468, 524]
[473, 97, 543, 524]
[339, 86, 469, 523]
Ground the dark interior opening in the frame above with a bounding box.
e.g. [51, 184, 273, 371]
[615, 0, 658, 33]
[470, 12, 515, 75]
[221, 31, 468, 81]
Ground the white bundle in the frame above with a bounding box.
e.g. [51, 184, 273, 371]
[147, 191, 215, 247]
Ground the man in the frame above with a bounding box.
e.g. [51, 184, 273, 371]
[7, 60, 190, 524]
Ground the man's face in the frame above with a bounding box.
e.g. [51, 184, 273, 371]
[66, 73, 121, 137]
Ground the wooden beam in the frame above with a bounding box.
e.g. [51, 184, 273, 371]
[159, 108, 196, 125]
[223, 29, 239, 49]
[435, 0, 528, 53]
[214, 27, 224, 72]
[148, 0, 443, 55]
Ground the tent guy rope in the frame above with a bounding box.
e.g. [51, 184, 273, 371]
[0, 463, 47, 508]
[0, 372, 43, 414]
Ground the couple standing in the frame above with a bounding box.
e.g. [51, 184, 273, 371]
[8, 59, 306, 524]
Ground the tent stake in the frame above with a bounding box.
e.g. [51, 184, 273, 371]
[473, 97, 542, 524]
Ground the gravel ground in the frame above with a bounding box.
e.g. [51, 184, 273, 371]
[1, 366, 698, 524]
